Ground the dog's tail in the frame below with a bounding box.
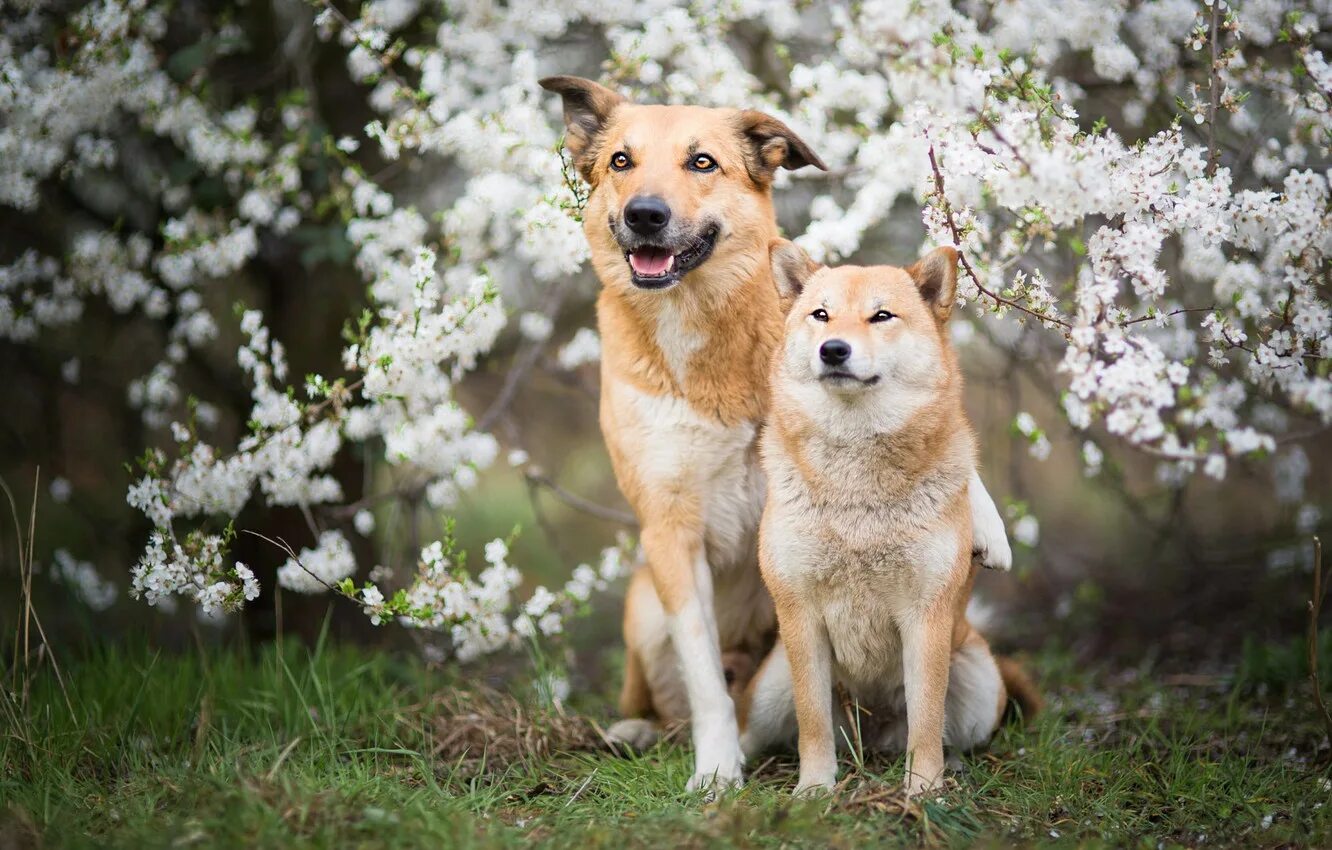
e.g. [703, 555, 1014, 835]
[997, 655, 1044, 723]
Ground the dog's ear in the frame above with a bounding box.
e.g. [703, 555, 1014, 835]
[770, 239, 821, 307]
[736, 111, 827, 183]
[907, 246, 960, 322]
[539, 75, 626, 181]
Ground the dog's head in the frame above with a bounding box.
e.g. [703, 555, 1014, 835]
[769, 240, 960, 405]
[540, 76, 825, 292]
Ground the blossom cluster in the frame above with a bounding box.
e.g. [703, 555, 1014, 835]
[347, 533, 634, 661]
[129, 527, 259, 616]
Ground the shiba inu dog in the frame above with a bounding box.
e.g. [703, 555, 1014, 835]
[539, 75, 1015, 792]
[739, 242, 1039, 797]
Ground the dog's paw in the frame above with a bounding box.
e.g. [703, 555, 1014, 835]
[687, 749, 744, 795]
[972, 513, 1013, 572]
[903, 763, 945, 799]
[686, 766, 744, 797]
[793, 771, 836, 797]
[969, 474, 1013, 571]
[604, 718, 660, 754]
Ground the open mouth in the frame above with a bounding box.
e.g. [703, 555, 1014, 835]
[820, 371, 880, 386]
[624, 225, 719, 290]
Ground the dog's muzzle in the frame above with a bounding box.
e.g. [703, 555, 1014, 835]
[613, 212, 721, 291]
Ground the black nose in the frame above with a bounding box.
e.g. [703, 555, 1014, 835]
[819, 339, 851, 366]
[623, 196, 671, 236]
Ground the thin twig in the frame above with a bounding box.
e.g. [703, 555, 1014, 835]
[266, 735, 303, 781]
[1308, 536, 1332, 749]
[523, 469, 638, 527]
[926, 144, 1072, 331]
[242, 529, 341, 594]
[1206, 2, 1223, 178]
[0, 470, 76, 722]
[323, 481, 426, 521]
[476, 278, 577, 432]
[1120, 306, 1217, 326]
[564, 770, 597, 808]
[523, 475, 576, 566]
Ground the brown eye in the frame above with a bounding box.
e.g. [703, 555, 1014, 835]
[611, 152, 632, 171]
[811, 309, 829, 322]
[869, 310, 896, 323]
[690, 153, 718, 172]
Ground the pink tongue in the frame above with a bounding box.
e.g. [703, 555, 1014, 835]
[630, 248, 674, 276]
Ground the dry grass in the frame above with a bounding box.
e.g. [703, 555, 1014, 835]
[421, 685, 608, 769]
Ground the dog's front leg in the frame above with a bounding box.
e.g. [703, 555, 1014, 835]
[641, 523, 743, 792]
[773, 595, 836, 795]
[969, 471, 1012, 571]
[900, 611, 953, 797]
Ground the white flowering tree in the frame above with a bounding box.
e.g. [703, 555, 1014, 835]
[4, 0, 1327, 659]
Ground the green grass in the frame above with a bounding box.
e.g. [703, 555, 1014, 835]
[3, 637, 1330, 849]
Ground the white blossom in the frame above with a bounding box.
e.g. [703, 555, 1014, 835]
[49, 477, 72, 504]
[557, 328, 601, 370]
[354, 510, 376, 536]
[1013, 515, 1041, 548]
[50, 550, 116, 611]
[277, 531, 357, 594]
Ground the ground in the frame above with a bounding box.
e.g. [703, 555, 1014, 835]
[3, 636, 1330, 849]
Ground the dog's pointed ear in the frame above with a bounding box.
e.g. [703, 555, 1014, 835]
[771, 239, 821, 306]
[539, 75, 626, 181]
[736, 111, 827, 183]
[907, 246, 960, 322]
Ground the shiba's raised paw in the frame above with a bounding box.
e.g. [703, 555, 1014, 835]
[970, 476, 1012, 571]
[604, 718, 660, 754]
[973, 533, 1012, 572]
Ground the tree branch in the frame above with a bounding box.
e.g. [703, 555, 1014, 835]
[523, 469, 637, 527]
[1309, 536, 1332, 751]
[926, 144, 1072, 332]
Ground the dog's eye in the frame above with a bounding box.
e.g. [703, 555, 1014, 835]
[811, 309, 829, 322]
[689, 154, 718, 172]
[869, 310, 896, 323]
[611, 152, 632, 171]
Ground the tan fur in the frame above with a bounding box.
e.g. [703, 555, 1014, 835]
[539, 76, 1014, 792]
[742, 245, 1028, 797]
[997, 654, 1045, 719]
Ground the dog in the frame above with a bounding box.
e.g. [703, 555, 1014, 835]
[539, 76, 1015, 792]
[739, 242, 1040, 797]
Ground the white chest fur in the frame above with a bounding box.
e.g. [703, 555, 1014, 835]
[652, 302, 706, 387]
[615, 381, 765, 573]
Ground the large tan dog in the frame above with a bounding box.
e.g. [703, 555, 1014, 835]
[741, 243, 1038, 797]
[538, 76, 1014, 791]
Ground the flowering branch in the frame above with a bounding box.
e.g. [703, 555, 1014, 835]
[925, 144, 1072, 332]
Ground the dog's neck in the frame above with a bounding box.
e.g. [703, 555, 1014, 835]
[774, 367, 973, 499]
[597, 235, 783, 426]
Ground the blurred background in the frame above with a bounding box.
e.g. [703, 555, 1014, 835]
[2, 0, 1328, 697]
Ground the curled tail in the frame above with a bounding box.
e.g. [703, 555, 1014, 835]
[997, 655, 1044, 723]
